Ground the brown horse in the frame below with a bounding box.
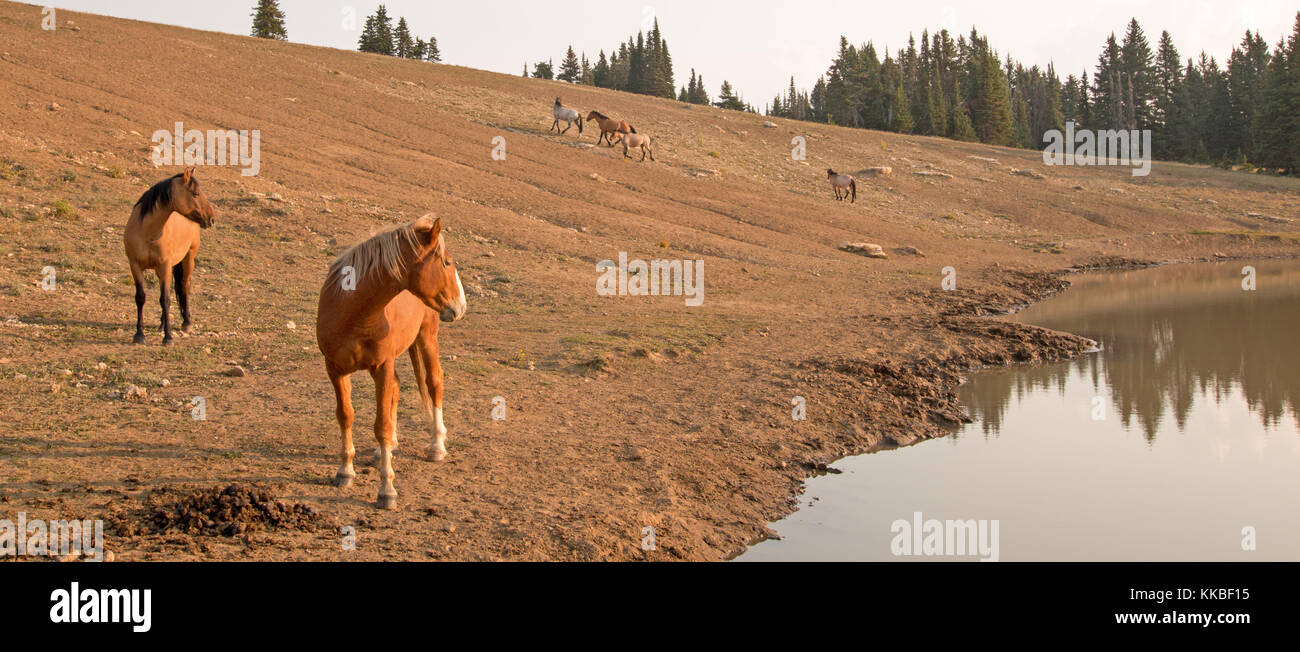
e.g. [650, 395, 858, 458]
[585, 110, 634, 147]
[316, 214, 467, 510]
[123, 168, 215, 345]
[614, 131, 655, 162]
[827, 169, 856, 203]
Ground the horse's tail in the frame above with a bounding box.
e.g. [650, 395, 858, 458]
[629, 125, 637, 134]
[850, 179, 856, 202]
[408, 342, 434, 419]
[577, 116, 584, 134]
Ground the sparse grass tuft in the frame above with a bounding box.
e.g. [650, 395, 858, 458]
[49, 199, 77, 219]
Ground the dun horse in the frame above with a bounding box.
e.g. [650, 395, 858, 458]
[316, 214, 467, 510]
[614, 131, 655, 162]
[550, 97, 584, 135]
[826, 169, 857, 203]
[123, 168, 215, 345]
[585, 110, 634, 147]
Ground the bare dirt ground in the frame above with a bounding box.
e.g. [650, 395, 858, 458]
[1, 4, 1298, 561]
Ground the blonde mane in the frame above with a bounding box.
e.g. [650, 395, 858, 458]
[329, 220, 424, 283]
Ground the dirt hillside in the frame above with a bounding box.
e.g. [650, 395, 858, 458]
[1, 3, 1298, 560]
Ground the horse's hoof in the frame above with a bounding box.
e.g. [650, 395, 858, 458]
[131, 333, 145, 345]
[161, 337, 174, 347]
[181, 322, 193, 334]
[426, 447, 448, 462]
[376, 495, 397, 510]
[332, 474, 354, 488]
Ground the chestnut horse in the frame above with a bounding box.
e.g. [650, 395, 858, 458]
[826, 169, 856, 203]
[123, 168, 215, 345]
[316, 214, 467, 510]
[614, 131, 655, 162]
[585, 110, 634, 147]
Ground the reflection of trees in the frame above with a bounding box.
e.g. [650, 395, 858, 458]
[961, 264, 1300, 441]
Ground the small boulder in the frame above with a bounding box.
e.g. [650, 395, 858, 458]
[839, 243, 889, 259]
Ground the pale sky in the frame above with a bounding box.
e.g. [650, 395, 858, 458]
[40, 1, 1300, 106]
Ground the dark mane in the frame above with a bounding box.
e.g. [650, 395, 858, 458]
[589, 110, 608, 120]
[133, 174, 182, 218]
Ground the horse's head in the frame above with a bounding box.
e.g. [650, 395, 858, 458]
[172, 167, 215, 228]
[555, 97, 562, 107]
[826, 168, 836, 178]
[406, 214, 467, 323]
[585, 110, 602, 122]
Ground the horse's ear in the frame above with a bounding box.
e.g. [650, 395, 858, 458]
[182, 167, 194, 183]
[413, 214, 442, 245]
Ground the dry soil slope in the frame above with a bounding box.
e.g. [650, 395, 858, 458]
[1, 4, 1298, 561]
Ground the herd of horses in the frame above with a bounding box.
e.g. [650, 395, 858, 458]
[551, 97, 654, 161]
[120, 96, 865, 509]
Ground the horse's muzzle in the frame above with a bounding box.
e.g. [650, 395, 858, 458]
[439, 305, 464, 323]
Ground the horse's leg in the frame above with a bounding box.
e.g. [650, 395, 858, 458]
[130, 263, 146, 344]
[561, 120, 571, 134]
[649, 145, 655, 162]
[173, 250, 195, 333]
[371, 360, 399, 509]
[156, 264, 173, 345]
[412, 330, 448, 461]
[640, 146, 647, 162]
[330, 372, 356, 487]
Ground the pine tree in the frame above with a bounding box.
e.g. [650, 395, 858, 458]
[714, 81, 746, 111]
[1254, 13, 1300, 173]
[1225, 31, 1270, 160]
[558, 46, 581, 83]
[250, 0, 288, 41]
[593, 51, 611, 88]
[964, 30, 1014, 145]
[1119, 19, 1158, 130]
[357, 6, 394, 55]
[532, 59, 554, 80]
[425, 36, 441, 62]
[393, 17, 414, 58]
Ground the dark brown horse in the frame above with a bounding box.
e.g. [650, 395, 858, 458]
[316, 214, 467, 510]
[123, 168, 215, 345]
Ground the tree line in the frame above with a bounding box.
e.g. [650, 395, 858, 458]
[772, 14, 1300, 174]
[250, 1, 441, 62]
[527, 19, 758, 113]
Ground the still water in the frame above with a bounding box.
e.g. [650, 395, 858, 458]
[742, 262, 1300, 561]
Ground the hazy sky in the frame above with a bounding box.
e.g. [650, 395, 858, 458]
[42, 1, 1300, 105]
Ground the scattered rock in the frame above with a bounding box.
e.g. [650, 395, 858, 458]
[859, 166, 892, 177]
[1011, 168, 1046, 179]
[222, 365, 247, 378]
[839, 242, 889, 259]
[762, 121, 777, 128]
[285, 321, 296, 330]
[48, 102, 61, 111]
[913, 170, 953, 180]
[892, 246, 925, 257]
[123, 384, 148, 401]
